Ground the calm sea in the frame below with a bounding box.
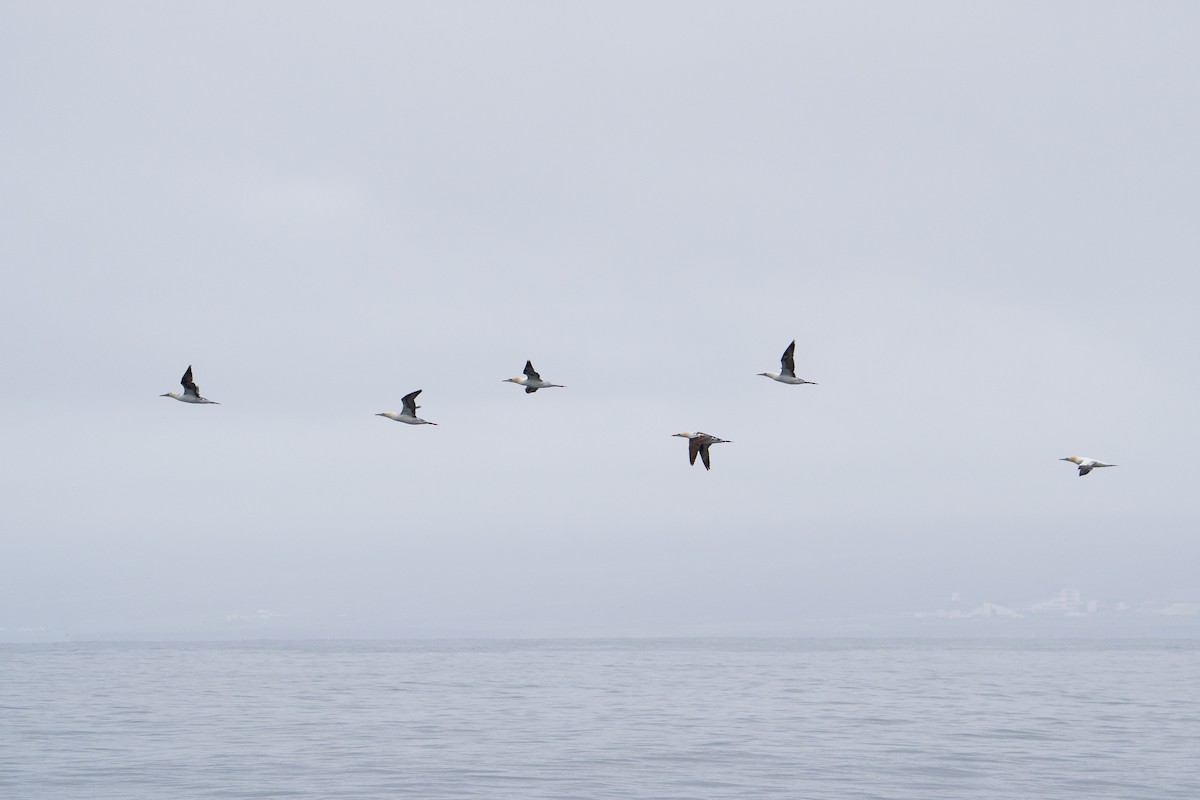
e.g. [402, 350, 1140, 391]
[1, 639, 1197, 799]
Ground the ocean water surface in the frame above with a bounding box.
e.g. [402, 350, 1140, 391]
[1, 639, 1197, 799]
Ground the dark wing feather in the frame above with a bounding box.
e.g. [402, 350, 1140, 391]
[700, 444, 712, 470]
[688, 437, 700, 465]
[525, 385, 538, 394]
[181, 365, 200, 396]
[401, 390, 422, 413]
[523, 360, 541, 381]
[780, 340, 797, 378]
[1078, 466, 1092, 476]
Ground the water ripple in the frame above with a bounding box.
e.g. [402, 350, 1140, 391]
[1, 640, 1197, 799]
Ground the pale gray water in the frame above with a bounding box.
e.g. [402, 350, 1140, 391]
[1, 640, 1197, 799]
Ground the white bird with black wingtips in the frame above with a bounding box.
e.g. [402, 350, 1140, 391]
[1060, 456, 1116, 477]
[160, 365, 220, 404]
[672, 432, 731, 471]
[377, 390, 437, 425]
[758, 340, 816, 385]
[503, 360, 564, 393]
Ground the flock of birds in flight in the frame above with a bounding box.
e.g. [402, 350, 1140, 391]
[160, 340, 1116, 476]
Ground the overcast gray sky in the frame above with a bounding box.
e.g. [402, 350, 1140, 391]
[3, 2, 1198, 639]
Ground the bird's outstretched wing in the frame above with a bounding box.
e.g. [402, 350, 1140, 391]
[181, 365, 200, 398]
[525, 385, 538, 394]
[401, 390, 422, 413]
[688, 437, 700, 465]
[780, 340, 797, 378]
[700, 444, 712, 470]
[523, 360, 541, 381]
[1078, 466, 1092, 476]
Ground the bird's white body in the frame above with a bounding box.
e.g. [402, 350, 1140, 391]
[163, 392, 210, 404]
[377, 390, 437, 426]
[377, 411, 434, 425]
[161, 365, 219, 404]
[760, 371, 815, 385]
[1060, 455, 1117, 477]
[504, 360, 563, 393]
[673, 431, 731, 470]
[758, 340, 816, 385]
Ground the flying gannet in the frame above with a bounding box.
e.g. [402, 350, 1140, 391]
[504, 360, 564, 393]
[1060, 456, 1117, 477]
[673, 432, 731, 471]
[377, 390, 437, 425]
[758, 340, 816, 385]
[160, 365, 219, 404]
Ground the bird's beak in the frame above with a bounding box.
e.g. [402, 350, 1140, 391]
[1059, 458, 1070, 461]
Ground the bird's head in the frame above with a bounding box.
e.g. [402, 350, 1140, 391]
[1060, 456, 1081, 464]
[672, 432, 693, 439]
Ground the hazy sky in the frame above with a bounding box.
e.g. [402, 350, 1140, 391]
[3, 2, 1198, 639]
